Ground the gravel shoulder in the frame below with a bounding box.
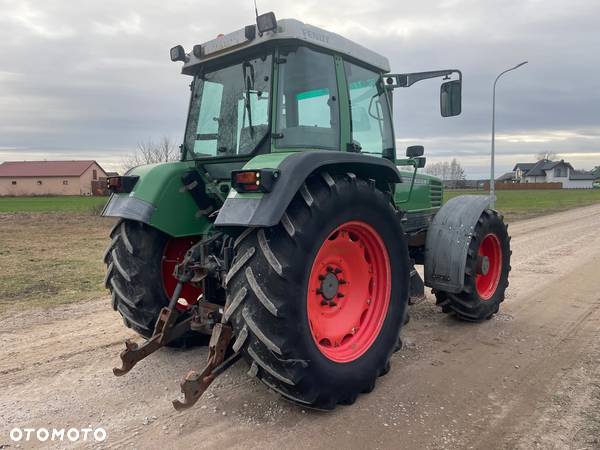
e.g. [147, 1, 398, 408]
[1, 204, 600, 449]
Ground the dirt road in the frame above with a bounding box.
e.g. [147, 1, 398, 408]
[1, 204, 600, 449]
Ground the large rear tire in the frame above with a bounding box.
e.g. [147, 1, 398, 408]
[226, 172, 410, 409]
[435, 209, 511, 321]
[103, 220, 205, 346]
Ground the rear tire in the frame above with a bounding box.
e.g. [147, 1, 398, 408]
[226, 172, 410, 409]
[104, 220, 206, 347]
[435, 209, 511, 321]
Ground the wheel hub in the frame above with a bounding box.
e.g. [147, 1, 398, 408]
[320, 271, 340, 300]
[477, 255, 490, 275]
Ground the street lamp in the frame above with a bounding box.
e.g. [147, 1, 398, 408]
[490, 60, 528, 209]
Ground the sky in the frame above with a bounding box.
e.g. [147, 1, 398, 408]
[1, 0, 599, 178]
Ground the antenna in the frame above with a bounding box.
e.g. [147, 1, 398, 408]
[253, 0, 259, 19]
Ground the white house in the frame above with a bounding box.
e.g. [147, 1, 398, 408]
[512, 160, 595, 189]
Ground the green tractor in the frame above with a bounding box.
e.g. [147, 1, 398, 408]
[102, 13, 511, 410]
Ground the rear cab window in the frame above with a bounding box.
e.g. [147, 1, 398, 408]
[275, 46, 340, 150]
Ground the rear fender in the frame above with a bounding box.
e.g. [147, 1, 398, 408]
[214, 151, 402, 227]
[424, 195, 490, 293]
[101, 161, 213, 237]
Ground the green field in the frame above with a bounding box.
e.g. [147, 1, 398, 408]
[1, 190, 600, 219]
[445, 189, 600, 221]
[1, 189, 599, 314]
[0, 195, 108, 213]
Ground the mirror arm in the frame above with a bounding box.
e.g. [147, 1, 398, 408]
[396, 163, 419, 205]
[385, 69, 462, 89]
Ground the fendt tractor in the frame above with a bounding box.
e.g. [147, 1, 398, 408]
[102, 12, 511, 410]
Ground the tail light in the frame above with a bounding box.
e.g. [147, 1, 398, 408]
[107, 176, 139, 194]
[231, 169, 279, 193]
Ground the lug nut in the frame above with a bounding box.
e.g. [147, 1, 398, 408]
[316, 288, 322, 295]
[329, 301, 337, 307]
[326, 266, 334, 273]
[334, 268, 342, 274]
[321, 300, 329, 306]
[318, 274, 325, 281]
[337, 293, 344, 298]
[339, 279, 347, 285]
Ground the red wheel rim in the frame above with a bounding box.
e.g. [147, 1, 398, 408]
[475, 233, 503, 300]
[161, 237, 203, 310]
[307, 221, 391, 363]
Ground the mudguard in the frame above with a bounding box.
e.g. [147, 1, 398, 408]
[215, 151, 402, 227]
[101, 161, 213, 237]
[424, 195, 490, 293]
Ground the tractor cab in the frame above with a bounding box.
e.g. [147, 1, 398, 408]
[171, 15, 460, 167]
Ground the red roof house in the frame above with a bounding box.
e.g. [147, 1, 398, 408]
[0, 160, 108, 196]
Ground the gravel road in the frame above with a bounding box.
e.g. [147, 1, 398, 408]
[1, 204, 600, 449]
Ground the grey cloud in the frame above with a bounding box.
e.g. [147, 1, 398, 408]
[0, 0, 598, 175]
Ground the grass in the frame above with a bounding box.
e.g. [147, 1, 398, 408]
[0, 213, 115, 314]
[0, 196, 108, 213]
[444, 189, 600, 221]
[1, 189, 599, 313]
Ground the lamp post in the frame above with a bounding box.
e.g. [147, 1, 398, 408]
[490, 61, 528, 209]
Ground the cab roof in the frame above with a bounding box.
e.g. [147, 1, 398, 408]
[181, 18, 390, 74]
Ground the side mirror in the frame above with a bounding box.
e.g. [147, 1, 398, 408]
[440, 80, 462, 117]
[406, 145, 424, 157]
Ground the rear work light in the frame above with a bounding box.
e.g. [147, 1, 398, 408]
[231, 169, 280, 193]
[107, 175, 139, 194]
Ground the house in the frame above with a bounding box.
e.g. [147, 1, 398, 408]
[512, 159, 595, 189]
[513, 163, 536, 182]
[496, 171, 517, 183]
[0, 160, 108, 196]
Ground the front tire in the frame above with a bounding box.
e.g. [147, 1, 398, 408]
[435, 209, 511, 321]
[226, 172, 410, 409]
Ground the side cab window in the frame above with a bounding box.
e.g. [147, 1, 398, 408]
[343, 61, 394, 157]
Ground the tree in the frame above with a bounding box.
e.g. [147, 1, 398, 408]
[425, 158, 466, 187]
[122, 136, 180, 172]
[449, 158, 466, 184]
[535, 151, 559, 161]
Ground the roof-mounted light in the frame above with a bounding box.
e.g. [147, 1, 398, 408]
[170, 45, 187, 62]
[256, 12, 277, 34]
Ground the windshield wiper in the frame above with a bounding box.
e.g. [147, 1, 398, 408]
[242, 61, 256, 138]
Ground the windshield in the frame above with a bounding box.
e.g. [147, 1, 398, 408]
[184, 53, 272, 159]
